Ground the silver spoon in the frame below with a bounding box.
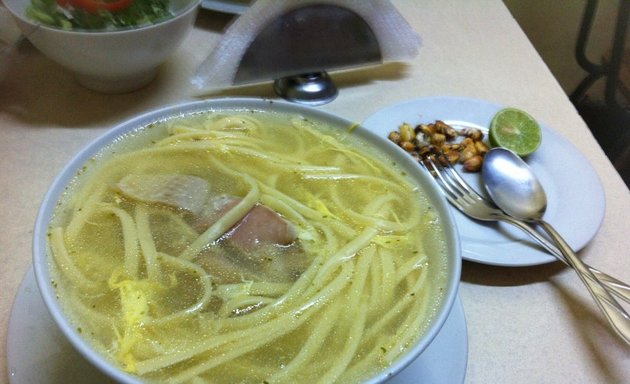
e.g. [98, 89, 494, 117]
[482, 147, 630, 345]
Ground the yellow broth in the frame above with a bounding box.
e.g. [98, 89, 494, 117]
[47, 109, 449, 383]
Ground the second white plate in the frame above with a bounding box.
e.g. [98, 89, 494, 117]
[200, 0, 250, 14]
[7, 267, 468, 384]
[362, 96, 606, 266]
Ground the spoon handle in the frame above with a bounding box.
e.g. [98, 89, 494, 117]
[539, 221, 630, 345]
[498, 215, 630, 305]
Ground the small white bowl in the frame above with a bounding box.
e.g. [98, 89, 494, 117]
[3, 0, 200, 93]
[33, 98, 461, 383]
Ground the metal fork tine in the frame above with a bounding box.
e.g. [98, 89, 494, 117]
[440, 167, 479, 206]
[442, 163, 483, 200]
[421, 155, 470, 211]
[425, 158, 457, 196]
[421, 157, 455, 196]
[422, 148, 489, 206]
[419, 157, 451, 194]
[426, 155, 472, 201]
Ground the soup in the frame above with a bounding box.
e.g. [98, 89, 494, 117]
[47, 108, 449, 383]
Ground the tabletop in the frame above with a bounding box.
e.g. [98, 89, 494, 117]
[1, 1, 630, 383]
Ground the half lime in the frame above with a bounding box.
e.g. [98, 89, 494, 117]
[489, 107, 542, 156]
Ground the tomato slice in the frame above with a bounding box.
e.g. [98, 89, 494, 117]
[57, 0, 134, 13]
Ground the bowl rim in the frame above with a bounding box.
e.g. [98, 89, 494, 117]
[3, 0, 201, 35]
[32, 97, 462, 384]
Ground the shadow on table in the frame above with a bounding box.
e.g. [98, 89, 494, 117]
[0, 43, 192, 128]
[548, 279, 630, 381]
[461, 259, 567, 287]
[0, 12, 234, 129]
[188, 62, 410, 99]
[0, 51, 408, 130]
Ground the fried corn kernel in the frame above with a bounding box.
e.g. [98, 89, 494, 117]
[474, 140, 490, 155]
[399, 123, 415, 142]
[461, 127, 484, 141]
[387, 120, 490, 173]
[463, 155, 483, 172]
[444, 150, 460, 164]
[430, 133, 446, 146]
[434, 120, 459, 139]
[388, 131, 401, 144]
[459, 146, 476, 162]
[401, 141, 416, 152]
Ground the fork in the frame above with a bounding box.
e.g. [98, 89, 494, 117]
[419, 148, 630, 305]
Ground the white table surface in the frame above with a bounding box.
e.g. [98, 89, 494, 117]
[1, 1, 629, 383]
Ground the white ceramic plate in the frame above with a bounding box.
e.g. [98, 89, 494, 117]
[200, 0, 250, 14]
[7, 267, 468, 384]
[362, 96, 606, 267]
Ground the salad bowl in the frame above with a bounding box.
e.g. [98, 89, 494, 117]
[3, 0, 200, 92]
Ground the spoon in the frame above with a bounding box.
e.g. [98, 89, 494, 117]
[482, 147, 630, 345]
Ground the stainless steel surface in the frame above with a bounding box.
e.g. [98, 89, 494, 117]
[273, 72, 338, 106]
[417, 148, 630, 305]
[234, 4, 382, 85]
[482, 148, 547, 220]
[483, 147, 630, 345]
[234, 3, 380, 104]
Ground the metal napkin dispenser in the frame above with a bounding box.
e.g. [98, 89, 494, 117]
[192, 0, 420, 105]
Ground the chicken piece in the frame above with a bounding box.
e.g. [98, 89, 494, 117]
[193, 196, 305, 284]
[195, 196, 297, 252]
[225, 204, 297, 251]
[116, 174, 210, 214]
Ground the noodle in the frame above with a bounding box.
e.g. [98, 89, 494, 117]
[134, 206, 161, 280]
[46, 109, 449, 384]
[49, 227, 100, 291]
[178, 174, 259, 261]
